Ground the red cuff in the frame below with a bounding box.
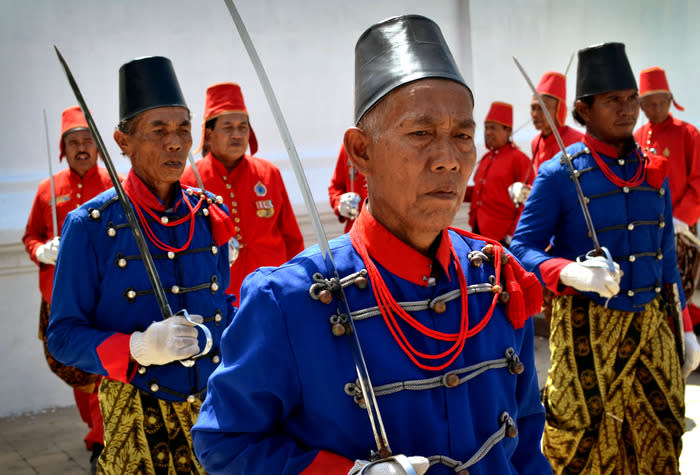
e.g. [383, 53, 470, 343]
[538, 258, 576, 294]
[300, 450, 354, 475]
[683, 306, 693, 332]
[96, 333, 133, 383]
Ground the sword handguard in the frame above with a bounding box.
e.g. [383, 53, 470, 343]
[176, 309, 213, 367]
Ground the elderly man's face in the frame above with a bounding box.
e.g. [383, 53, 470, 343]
[530, 94, 559, 135]
[349, 79, 476, 251]
[115, 107, 192, 198]
[640, 92, 672, 124]
[64, 129, 98, 177]
[206, 112, 250, 168]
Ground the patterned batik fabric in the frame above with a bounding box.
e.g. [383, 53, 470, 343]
[676, 223, 700, 301]
[543, 294, 685, 474]
[39, 299, 99, 390]
[97, 379, 205, 475]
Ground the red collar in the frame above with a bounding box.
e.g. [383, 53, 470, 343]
[208, 153, 248, 177]
[649, 114, 674, 133]
[349, 208, 452, 286]
[583, 133, 626, 158]
[68, 164, 98, 182]
[488, 142, 515, 154]
[122, 170, 182, 212]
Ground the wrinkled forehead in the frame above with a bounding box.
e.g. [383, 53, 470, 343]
[380, 78, 474, 119]
[134, 106, 191, 128]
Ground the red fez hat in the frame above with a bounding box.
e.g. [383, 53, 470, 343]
[196, 82, 258, 155]
[484, 101, 513, 128]
[639, 66, 684, 111]
[536, 71, 567, 126]
[59, 106, 89, 161]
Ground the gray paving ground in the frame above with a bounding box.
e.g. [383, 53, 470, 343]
[1, 336, 698, 474]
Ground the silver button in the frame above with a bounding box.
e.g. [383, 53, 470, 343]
[659, 188, 665, 196]
[212, 355, 220, 364]
[618, 159, 625, 166]
[127, 290, 136, 299]
[628, 255, 636, 262]
[76, 193, 82, 199]
[186, 395, 196, 404]
[171, 285, 180, 294]
[215, 196, 223, 204]
[186, 188, 194, 195]
[211, 282, 219, 292]
[627, 224, 634, 231]
[137, 366, 146, 374]
[107, 227, 116, 237]
[161, 216, 169, 224]
[150, 383, 159, 392]
[167, 251, 175, 259]
[90, 209, 100, 219]
[627, 290, 635, 297]
[118, 258, 127, 268]
[202, 207, 210, 216]
[655, 287, 661, 293]
[214, 312, 223, 323]
[622, 187, 629, 193]
[657, 253, 663, 260]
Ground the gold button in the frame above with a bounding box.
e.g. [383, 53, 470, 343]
[127, 290, 136, 299]
[445, 373, 460, 388]
[319, 289, 333, 304]
[171, 285, 180, 294]
[211, 282, 219, 292]
[627, 290, 634, 297]
[107, 227, 116, 237]
[628, 255, 636, 262]
[150, 383, 159, 392]
[235, 226, 240, 231]
[212, 355, 220, 364]
[627, 224, 634, 231]
[211, 246, 218, 255]
[622, 187, 629, 193]
[229, 192, 235, 198]
[187, 395, 196, 404]
[161, 216, 169, 224]
[202, 208, 210, 216]
[214, 312, 223, 323]
[232, 201, 237, 206]
[137, 366, 146, 374]
[236, 234, 242, 239]
[167, 251, 175, 259]
[90, 209, 100, 219]
[331, 323, 346, 336]
[234, 217, 240, 223]
[354, 276, 368, 289]
[222, 176, 227, 181]
[226, 184, 232, 189]
[433, 301, 447, 314]
[118, 258, 127, 268]
[76, 193, 81, 199]
[232, 209, 238, 214]
[77, 183, 83, 188]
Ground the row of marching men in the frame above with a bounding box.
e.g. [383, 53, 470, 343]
[21, 13, 700, 475]
[22, 61, 305, 470]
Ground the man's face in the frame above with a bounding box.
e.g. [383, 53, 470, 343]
[119, 107, 192, 189]
[64, 129, 98, 177]
[577, 89, 639, 144]
[640, 92, 672, 124]
[530, 94, 559, 135]
[359, 79, 476, 245]
[484, 122, 511, 150]
[206, 112, 250, 166]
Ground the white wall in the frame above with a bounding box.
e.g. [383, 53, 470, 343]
[1, 0, 698, 415]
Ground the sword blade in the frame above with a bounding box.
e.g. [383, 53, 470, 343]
[222, 0, 392, 458]
[43, 109, 59, 237]
[187, 151, 205, 191]
[54, 46, 173, 321]
[513, 56, 605, 255]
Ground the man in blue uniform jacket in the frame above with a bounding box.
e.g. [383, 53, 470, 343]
[47, 56, 234, 473]
[192, 15, 551, 475]
[510, 42, 698, 474]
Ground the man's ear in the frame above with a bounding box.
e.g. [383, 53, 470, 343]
[343, 127, 371, 176]
[113, 129, 131, 156]
[574, 99, 590, 125]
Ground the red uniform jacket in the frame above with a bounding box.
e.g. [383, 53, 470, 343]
[181, 154, 305, 300]
[327, 146, 367, 233]
[23, 165, 116, 303]
[635, 114, 700, 225]
[465, 143, 532, 242]
[530, 125, 583, 174]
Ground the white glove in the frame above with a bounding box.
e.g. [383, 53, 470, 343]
[35, 236, 60, 265]
[348, 456, 430, 475]
[507, 181, 531, 206]
[130, 314, 203, 366]
[673, 217, 690, 235]
[338, 192, 362, 219]
[682, 331, 700, 379]
[559, 256, 622, 298]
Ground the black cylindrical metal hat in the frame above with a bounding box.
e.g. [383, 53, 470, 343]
[575, 42, 637, 100]
[354, 15, 471, 124]
[118, 56, 188, 121]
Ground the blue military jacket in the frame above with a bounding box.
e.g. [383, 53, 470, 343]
[47, 171, 235, 402]
[511, 135, 684, 312]
[192, 210, 551, 475]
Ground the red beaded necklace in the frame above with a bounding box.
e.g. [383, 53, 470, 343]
[129, 189, 204, 253]
[583, 136, 646, 188]
[350, 231, 502, 371]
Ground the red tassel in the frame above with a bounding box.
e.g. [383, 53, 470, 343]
[502, 257, 543, 329]
[208, 203, 235, 246]
[644, 152, 668, 190]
